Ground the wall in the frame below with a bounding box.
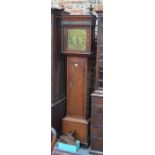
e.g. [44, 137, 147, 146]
[51, 0, 103, 14]
[51, 0, 59, 8]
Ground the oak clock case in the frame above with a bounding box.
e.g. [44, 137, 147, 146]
[61, 15, 96, 146]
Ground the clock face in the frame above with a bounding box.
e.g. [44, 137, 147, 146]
[67, 28, 87, 51]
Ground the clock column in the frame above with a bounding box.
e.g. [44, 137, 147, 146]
[61, 15, 96, 145]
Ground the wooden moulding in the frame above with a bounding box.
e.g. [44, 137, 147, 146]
[62, 116, 90, 146]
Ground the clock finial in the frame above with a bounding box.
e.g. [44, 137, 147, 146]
[88, 4, 93, 15]
[61, 5, 65, 11]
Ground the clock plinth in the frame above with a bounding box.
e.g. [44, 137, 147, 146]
[62, 116, 90, 146]
[61, 15, 96, 146]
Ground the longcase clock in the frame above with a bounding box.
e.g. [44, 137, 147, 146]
[61, 15, 96, 145]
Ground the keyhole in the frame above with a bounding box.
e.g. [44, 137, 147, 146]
[75, 63, 78, 67]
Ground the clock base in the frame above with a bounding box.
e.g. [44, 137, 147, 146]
[62, 116, 90, 146]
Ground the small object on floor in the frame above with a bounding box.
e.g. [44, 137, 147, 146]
[52, 148, 80, 155]
[59, 131, 76, 145]
[52, 140, 80, 154]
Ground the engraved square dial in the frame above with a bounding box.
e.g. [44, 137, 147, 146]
[67, 28, 87, 51]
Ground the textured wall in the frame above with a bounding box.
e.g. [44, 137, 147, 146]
[51, 0, 103, 14]
[51, 0, 59, 8]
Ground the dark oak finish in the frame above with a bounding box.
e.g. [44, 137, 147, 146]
[91, 115, 103, 126]
[95, 11, 103, 90]
[61, 15, 96, 146]
[90, 10, 103, 154]
[51, 8, 69, 133]
[91, 92, 103, 154]
[91, 137, 103, 152]
[91, 126, 103, 137]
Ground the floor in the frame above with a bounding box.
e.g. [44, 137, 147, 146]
[78, 146, 90, 155]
